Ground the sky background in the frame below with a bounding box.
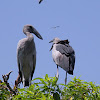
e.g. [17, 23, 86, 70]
[0, 0, 100, 87]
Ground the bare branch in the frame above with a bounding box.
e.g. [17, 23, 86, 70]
[2, 71, 16, 95]
[14, 74, 21, 89]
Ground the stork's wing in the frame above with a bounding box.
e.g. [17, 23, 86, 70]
[17, 38, 35, 79]
[56, 44, 75, 74]
[31, 54, 36, 80]
[17, 51, 22, 79]
[17, 42, 23, 79]
[56, 44, 75, 56]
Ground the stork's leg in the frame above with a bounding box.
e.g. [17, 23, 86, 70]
[65, 72, 67, 85]
[56, 65, 59, 78]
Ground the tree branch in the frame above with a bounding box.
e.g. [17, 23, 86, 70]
[2, 71, 16, 95]
[14, 74, 21, 89]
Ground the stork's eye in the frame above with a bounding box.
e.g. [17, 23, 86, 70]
[29, 26, 33, 29]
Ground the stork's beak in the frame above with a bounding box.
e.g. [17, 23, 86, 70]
[49, 45, 53, 51]
[33, 28, 43, 40]
[49, 39, 54, 43]
[49, 39, 54, 51]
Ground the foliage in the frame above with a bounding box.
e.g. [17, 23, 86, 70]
[0, 80, 11, 100]
[13, 74, 60, 100]
[0, 75, 100, 100]
[61, 77, 100, 100]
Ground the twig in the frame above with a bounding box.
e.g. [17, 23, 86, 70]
[2, 71, 16, 95]
[14, 74, 21, 89]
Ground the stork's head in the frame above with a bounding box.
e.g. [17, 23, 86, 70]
[49, 38, 61, 51]
[49, 37, 60, 44]
[23, 24, 43, 40]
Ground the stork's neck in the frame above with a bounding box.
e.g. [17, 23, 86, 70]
[25, 32, 34, 40]
[52, 43, 57, 50]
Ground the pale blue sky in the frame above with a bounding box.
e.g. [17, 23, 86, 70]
[0, 0, 100, 86]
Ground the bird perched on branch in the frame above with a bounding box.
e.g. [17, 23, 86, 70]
[17, 24, 43, 87]
[49, 38, 75, 85]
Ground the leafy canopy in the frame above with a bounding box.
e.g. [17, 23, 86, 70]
[0, 74, 100, 100]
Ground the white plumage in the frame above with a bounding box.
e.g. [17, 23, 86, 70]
[49, 38, 75, 84]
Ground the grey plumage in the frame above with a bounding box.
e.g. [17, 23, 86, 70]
[17, 25, 43, 87]
[49, 38, 75, 84]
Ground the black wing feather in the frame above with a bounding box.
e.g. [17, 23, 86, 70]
[56, 44, 75, 56]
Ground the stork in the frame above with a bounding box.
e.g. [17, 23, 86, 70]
[49, 38, 75, 85]
[17, 24, 43, 87]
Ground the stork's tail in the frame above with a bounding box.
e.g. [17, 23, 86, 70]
[23, 80, 29, 87]
[68, 71, 73, 75]
[22, 75, 31, 87]
[25, 80, 29, 86]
